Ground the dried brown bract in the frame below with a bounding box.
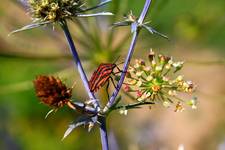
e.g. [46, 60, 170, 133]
[33, 75, 72, 108]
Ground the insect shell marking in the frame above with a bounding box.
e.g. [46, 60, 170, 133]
[89, 63, 117, 92]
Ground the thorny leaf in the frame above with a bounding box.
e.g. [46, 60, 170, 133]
[77, 12, 113, 17]
[45, 109, 55, 119]
[112, 11, 168, 38]
[81, 0, 112, 12]
[142, 24, 169, 39]
[62, 115, 97, 140]
[9, 21, 52, 35]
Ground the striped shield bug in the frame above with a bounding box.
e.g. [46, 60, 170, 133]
[89, 59, 123, 99]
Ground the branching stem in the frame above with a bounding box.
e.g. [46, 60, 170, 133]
[104, 0, 153, 113]
[60, 20, 109, 150]
[60, 20, 100, 109]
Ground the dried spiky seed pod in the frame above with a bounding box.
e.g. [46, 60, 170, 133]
[33, 75, 72, 108]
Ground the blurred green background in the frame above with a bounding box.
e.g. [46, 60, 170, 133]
[0, 0, 225, 150]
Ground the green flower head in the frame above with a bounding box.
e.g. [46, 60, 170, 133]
[124, 49, 197, 111]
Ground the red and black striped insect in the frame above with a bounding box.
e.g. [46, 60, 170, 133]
[89, 62, 122, 99]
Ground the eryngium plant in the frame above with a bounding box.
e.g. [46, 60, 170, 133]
[10, 0, 112, 34]
[28, 0, 84, 22]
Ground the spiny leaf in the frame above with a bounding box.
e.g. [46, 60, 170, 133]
[62, 115, 97, 140]
[45, 109, 56, 119]
[81, 0, 112, 12]
[112, 21, 131, 27]
[77, 12, 113, 17]
[142, 24, 169, 40]
[8, 21, 52, 36]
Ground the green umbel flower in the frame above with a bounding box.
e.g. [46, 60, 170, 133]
[124, 49, 197, 111]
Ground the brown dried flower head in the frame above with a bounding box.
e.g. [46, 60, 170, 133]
[33, 75, 72, 108]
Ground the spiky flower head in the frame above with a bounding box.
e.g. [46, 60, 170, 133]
[28, 0, 84, 23]
[124, 49, 197, 111]
[10, 0, 112, 34]
[33, 75, 72, 108]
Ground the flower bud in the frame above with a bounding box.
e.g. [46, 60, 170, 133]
[124, 84, 131, 92]
[136, 80, 143, 87]
[136, 90, 142, 97]
[146, 75, 153, 81]
[136, 71, 144, 77]
[159, 55, 171, 65]
[163, 101, 171, 108]
[175, 102, 185, 112]
[148, 49, 155, 62]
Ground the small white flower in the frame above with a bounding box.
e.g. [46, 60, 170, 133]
[173, 61, 184, 68]
[165, 64, 171, 69]
[119, 109, 128, 115]
[155, 65, 163, 71]
[176, 75, 184, 82]
[136, 80, 142, 87]
[168, 90, 177, 96]
[168, 59, 173, 65]
[136, 71, 143, 77]
[146, 75, 153, 81]
[143, 66, 151, 72]
[163, 101, 171, 108]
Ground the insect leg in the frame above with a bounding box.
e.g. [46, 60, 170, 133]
[113, 66, 127, 74]
[106, 80, 110, 100]
[109, 76, 118, 91]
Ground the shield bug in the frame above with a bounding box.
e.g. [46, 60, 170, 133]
[89, 60, 123, 99]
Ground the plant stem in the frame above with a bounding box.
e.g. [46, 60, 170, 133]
[60, 20, 109, 149]
[104, 0, 153, 112]
[99, 116, 109, 150]
[60, 20, 100, 108]
[114, 101, 154, 110]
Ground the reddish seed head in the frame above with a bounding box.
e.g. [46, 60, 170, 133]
[33, 75, 72, 108]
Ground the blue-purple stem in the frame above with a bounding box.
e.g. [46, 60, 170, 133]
[61, 0, 152, 149]
[104, 0, 152, 112]
[99, 117, 109, 150]
[60, 20, 99, 108]
[60, 20, 109, 150]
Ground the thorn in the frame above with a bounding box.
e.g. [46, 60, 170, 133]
[45, 109, 55, 119]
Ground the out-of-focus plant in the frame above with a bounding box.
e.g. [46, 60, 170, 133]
[10, 0, 197, 150]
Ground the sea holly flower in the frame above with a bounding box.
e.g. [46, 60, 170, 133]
[10, 0, 113, 34]
[124, 49, 197, 111]
[112, 11, 168, 39]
